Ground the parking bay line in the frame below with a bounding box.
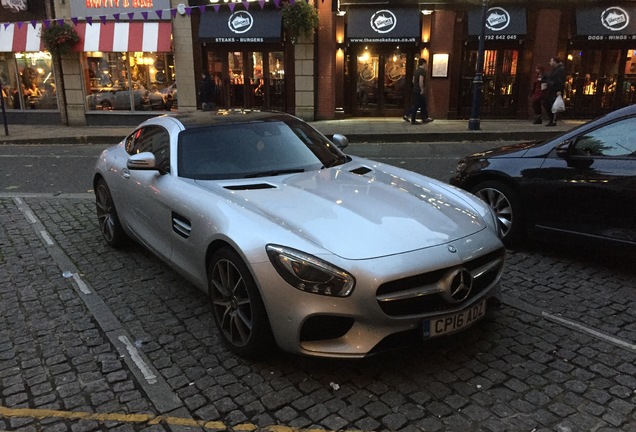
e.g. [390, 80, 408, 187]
[11, 196, 187, 417]
[502, 294, 636, 353]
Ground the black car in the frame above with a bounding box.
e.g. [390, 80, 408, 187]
[450, 104, 636, 248]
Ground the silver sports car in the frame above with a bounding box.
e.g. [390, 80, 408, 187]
[94, 110, 505, 358]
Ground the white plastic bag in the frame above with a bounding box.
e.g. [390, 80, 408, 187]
[552, 95, 565, 113]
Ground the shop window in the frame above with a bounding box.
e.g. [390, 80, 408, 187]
[0, 52, 58, 111]
[84, 52, 176, 112]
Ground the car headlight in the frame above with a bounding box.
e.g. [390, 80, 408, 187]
[266, 245, 355, 297]
[455, 160, 467, 173]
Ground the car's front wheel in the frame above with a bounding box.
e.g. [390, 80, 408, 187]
[471, 181, 522, 245]
[208, 248, 275, 357]
[95, 179, 127, 247]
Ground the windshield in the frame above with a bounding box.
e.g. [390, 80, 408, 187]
[178, 119, 349, 180]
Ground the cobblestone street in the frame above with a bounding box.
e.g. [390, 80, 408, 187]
[1, 195, 635, 432]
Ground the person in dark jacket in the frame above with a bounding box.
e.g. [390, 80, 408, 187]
[199, 71, 216, 111]
[530, 65, 547, 124]
[542, 56, 566, 126]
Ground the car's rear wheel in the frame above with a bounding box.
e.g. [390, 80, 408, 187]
[208, 248, 275, 357]
[471, 181, 523, 245]
[95, 179, 127, 247]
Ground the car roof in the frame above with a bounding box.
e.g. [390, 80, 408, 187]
[159, 110, 295, 129]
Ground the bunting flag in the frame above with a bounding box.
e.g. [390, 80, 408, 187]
[0, 0, 315, 52]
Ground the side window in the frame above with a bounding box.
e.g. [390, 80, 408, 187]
[575, 117, 636, 157]
[125, 128, 143, 154]
[127, 126, 171, 172]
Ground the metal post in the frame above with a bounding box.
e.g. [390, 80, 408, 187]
[0, 80, 8, 136]
[468, 0, 489, 131]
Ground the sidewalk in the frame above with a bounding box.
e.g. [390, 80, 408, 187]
[0, 116, 585, 145]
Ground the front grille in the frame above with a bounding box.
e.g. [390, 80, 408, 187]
[376, 248, 505, 317]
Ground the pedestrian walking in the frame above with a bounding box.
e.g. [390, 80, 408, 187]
[199, 71, 216, 111]
[542, 56, 566, 126]
[530, 65, 547, 124]
[403, 58, 433, 125]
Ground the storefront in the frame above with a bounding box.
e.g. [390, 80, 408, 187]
[344, 6, 421, 117]
[0, 23, 60, 122]
[564, 5, 636, 117]
[460, 6, 527, 119]
[70, 0, 175, 118]
[198, 8, 287, 111]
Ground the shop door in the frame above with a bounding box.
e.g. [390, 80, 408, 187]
[352, 47, 411, 117]
[206, 49, 285, 111]
[460, 49, 519, 118]
[565, 48, 636, 118]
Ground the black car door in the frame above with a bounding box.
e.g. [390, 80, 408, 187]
[534, 116, 636, 244]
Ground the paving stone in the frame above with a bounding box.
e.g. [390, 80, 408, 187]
[4, 198, 636, 432]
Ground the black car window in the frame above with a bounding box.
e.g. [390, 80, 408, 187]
[178, 120, 348, 180]
[128, 126, 171, 172]
[575, 117, 636, 158]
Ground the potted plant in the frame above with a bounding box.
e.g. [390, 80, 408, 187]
[281, 0, 319, 43]
[41, 22, 80, 55]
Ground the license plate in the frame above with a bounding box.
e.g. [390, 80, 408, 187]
[423, 300, 486, 338]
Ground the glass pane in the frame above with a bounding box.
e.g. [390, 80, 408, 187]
[14, 52, 57, 110]
[207, 51, 224, 108]
[269, 52, 285, 111]
[383, 51, 407, 109]
[621, 49, 636, 106]
[356, 50, 378, 109]
[0, 53, 20, 110]
[251, 52, 264, 109]
[86, 52, 137, 111]
[228, 51, 244, 107]
[500, 50, 517, 96]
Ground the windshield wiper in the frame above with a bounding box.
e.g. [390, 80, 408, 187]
[244, 168, 305, 178]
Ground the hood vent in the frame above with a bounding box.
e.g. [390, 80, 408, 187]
[224, 183, 276, 191]
[349, 166, 373, 175]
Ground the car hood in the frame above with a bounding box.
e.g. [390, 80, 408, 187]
[196, 164, 487, 260]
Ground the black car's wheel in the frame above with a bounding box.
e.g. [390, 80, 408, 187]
[95, 179, 127, 247]
[208, 248, 275, 357]
[471, 181, 523, 245]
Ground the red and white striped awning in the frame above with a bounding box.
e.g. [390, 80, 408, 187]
[0, 21, 171, 53]
[0, 23, 44, 52]
[74, 22, 172, 52]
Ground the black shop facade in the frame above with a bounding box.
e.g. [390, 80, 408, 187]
[196, 6, 291, 112]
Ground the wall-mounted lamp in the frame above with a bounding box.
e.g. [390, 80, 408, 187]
[336, 10, 346, 16]
[421, 10, 433, 15]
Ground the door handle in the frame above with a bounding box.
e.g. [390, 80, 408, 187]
[122, 168, 130, 179]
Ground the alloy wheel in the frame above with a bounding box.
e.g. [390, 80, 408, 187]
[210, 258, 253, 347]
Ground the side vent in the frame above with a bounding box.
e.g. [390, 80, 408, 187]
[350, 166, 372, 175]
[224, 183, 276, 191]
[172, 212, 192, 239]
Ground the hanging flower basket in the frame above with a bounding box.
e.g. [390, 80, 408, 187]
[281, 0, 319, 43]
[41, 22, 80, 55]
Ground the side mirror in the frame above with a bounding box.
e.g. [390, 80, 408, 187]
[332, 133, 349, 150]
[127, 152, 158, 170]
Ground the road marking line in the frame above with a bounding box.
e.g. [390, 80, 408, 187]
[542, 312, 636, 352]
[71, 272, 91, 295]
[119, 335, 157, 384]
[40, 230, 55, 246]
[23, 209, 37, 223]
